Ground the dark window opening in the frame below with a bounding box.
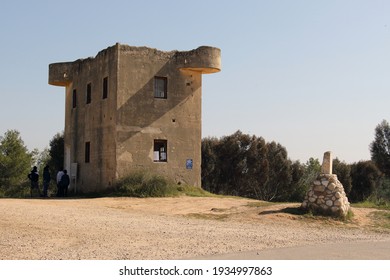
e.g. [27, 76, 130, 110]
[154, 140, 167, 162]
[154, 77, 167, 99]
[103, 77, 108, 99]
[85, 142, 90, 163]
[72, 89, 77, 108]
[86, 83, 91, 104]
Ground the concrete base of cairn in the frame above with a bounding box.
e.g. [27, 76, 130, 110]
[301, 174, 350, 218]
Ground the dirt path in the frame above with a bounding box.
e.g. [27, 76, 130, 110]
[0, 197, 389, 260]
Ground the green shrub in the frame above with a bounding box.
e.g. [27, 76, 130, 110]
[115, 172, 215, 198]
[177, 185, 216, 197]
[0, 181, 31, 198]
[116, 172, 178, 197]
[353, 200, 390, 210]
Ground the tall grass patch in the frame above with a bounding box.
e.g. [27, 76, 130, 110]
[115, 172, 215, 197]
[115, 172, 175, 197]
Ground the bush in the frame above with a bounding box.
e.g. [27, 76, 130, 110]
[115, 172, 179, 197]
[0, 181, 31, 198]
[115, 172, 215, 198]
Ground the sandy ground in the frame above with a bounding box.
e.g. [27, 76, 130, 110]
[1, 196, 390, 260]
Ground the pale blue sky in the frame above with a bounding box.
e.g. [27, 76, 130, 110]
[0, 0, 389, 163]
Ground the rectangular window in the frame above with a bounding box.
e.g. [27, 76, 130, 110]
[72, 89, 77, 108]
[85, 142, 90, 163]
[154, 77, 167, 99]
[103, 77, 108, 99]
[153, 140, 167, 162]
[86, 83, 91, 104]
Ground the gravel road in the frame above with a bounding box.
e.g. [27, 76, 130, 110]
[1, 197, 389, 260]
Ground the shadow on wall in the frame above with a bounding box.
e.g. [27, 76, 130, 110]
[116, 58, 201, 143]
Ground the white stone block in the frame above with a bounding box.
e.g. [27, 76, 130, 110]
[331, 206, 339, 213]
[328, 183, 336, 191]
[314, 185, 326, 192]
[334, 199, 342, 206]
[316, 198, 324, 204]
[321, 151, 333, 174]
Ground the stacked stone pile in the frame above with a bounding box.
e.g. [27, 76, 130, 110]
[301, 173, 350, 217]
[301, 151, 350, 218]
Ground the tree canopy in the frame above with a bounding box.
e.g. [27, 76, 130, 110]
[47, 132, 64, 174]
[370, 120, 390, 177]
[202, 131, 292, 201]
[0, 130, 33, 190]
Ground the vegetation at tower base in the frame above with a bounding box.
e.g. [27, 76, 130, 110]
[115, 171, 213, 198]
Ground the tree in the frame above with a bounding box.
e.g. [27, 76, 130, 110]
[245, 135, 269, 199]
[288, 160, 306, 201]
[262, 141, 291, 201]
[374, 177, 390, 204]
[202, 131, 271, 199]
[214, 131, 252, 196]
[333, 158, 352, 195]
[349, 161, 381, 202]
[201, 131, 295, 201]
[370, 120, 390, 177]
[0, 130, 33, 190]
[302, 157, 321, 185]
[201, 137, 219, 193]
[47, 132, 64, 175]
[287, 158, 321, 202]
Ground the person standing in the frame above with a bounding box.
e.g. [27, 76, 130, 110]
[56, 168, 64, 197]
[27, 166, 40, 197]
[42, 165, 51, 197]
[60, 170, 70, 197]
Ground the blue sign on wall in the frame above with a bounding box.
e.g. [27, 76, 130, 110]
[186, 159, 193, 170]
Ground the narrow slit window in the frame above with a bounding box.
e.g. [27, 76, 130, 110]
[153, 140, 167, 162]
[154, 77, 167, 99]
[86, 83, 91, 104]
[85, 142, 90, 163]
[103, 77, 108, 99]
[72, 89, 77, 108]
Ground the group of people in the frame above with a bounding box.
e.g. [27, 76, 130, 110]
[27, 166, 70, 198]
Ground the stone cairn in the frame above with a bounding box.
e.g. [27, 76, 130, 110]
[301, 151, 350, 218]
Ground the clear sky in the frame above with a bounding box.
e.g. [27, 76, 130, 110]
[0, 0, 389, 163]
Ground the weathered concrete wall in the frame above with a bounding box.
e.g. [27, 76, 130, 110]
[176, 46, 221, 73]
[50, 45, 119, 192]
[116, 46, 203, 186]
[48, 62, 73, 86]
[49, 43, 221, 192]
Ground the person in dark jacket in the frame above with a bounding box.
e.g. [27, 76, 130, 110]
[42, 165, 51, 197]
[27, 166, 40, 197]
[60, 169, 70, 197]
[56, 168, 64, 197]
